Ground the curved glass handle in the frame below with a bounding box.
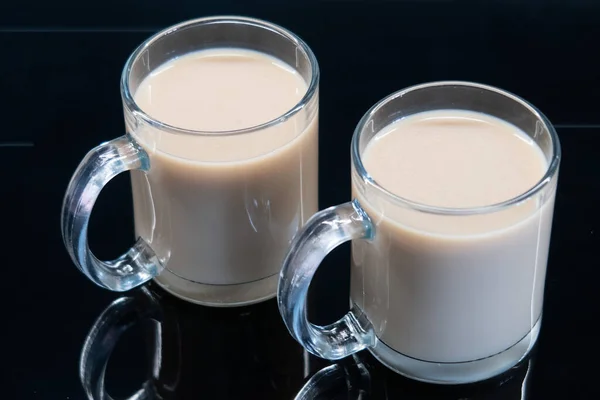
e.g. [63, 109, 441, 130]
[278, 199, 376, 360]
[80, 291, 157, 400]
[61, 136, 162, 291]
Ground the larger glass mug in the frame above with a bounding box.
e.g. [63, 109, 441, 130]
[61, 16, 319, 307]
[279, 81, 560, 384]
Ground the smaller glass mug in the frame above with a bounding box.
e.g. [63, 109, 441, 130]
[61, 16, 319, 307]
[278, 81, 560, 384]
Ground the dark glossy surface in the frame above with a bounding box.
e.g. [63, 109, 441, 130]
[3, 1, 600, 399]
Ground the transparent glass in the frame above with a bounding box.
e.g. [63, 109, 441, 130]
[278, 81, 560, 384]
[62, 16, 319, 306]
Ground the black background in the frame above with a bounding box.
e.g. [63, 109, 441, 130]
[2, 0, 600, 398]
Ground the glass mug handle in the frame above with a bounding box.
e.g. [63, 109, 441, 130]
[278, 199, 377, 359]
[61, 136, 162, 291]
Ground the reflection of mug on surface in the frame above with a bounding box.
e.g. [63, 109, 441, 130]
[295, 351, 536, 399]
[61, 16, 319, 307]
[279, 81, 560, 384]
[81, 283, 310, 400]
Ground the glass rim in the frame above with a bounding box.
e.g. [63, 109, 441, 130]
[351, 80, 562, 216]
[120, 15, 319, 137]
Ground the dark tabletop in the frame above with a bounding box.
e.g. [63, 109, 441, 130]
[3, 1, 600, 399]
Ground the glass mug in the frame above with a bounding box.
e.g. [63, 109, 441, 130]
[278, 81, 560, 384]
[61, 16, 319, 306]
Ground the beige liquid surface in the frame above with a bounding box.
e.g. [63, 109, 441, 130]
[351, 110, 555, 362]
[129, 48, 318, 305]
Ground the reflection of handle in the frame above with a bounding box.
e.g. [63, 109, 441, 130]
[80, 292, 156, 400]
[294, 356, 371, 400]
[278, 200, 376, 360]
[61, 136, 162, 291]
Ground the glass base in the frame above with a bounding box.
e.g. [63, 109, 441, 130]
[369, 318, 541, 385]
[152, 268, 278, 307]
